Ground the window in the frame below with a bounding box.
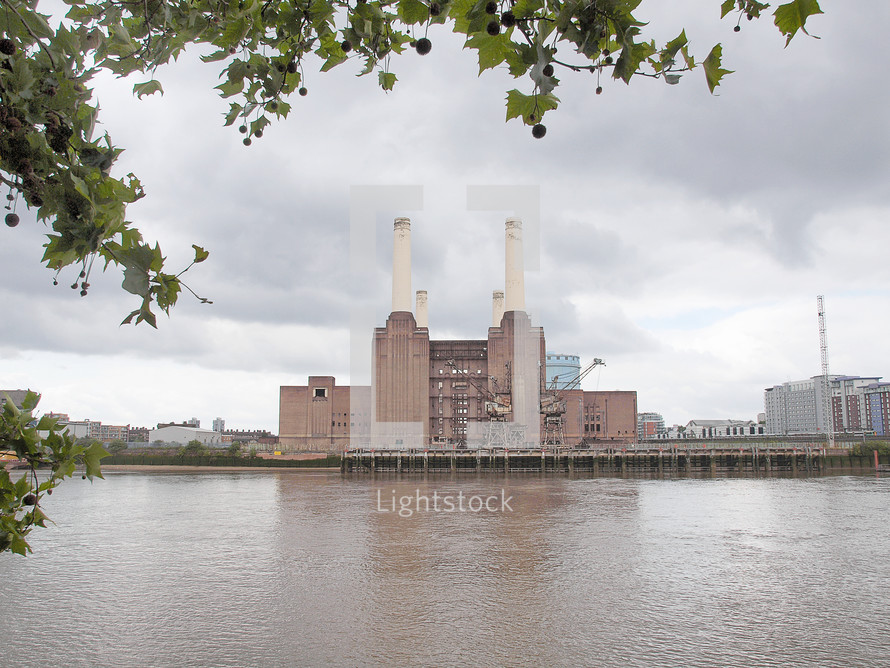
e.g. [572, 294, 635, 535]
[313, 388, 327, 398]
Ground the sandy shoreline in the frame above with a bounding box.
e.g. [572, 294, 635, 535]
[99, 465, 340, 473]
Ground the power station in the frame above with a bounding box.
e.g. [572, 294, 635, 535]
[279, 217, 637, 452]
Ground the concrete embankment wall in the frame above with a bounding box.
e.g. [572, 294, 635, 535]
[341, 449, 890, 474]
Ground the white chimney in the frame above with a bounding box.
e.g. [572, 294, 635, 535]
[492, 290, 505, 327]
[392, 217, 411, 313]
[504, 217, 525, 312]
[416, 290, 428, 328]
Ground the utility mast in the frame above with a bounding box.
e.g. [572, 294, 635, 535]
[817, 295, 835, 450]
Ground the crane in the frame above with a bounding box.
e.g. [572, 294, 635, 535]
[445, 359, 511, 419]
[817, 295, 835, 450]
[540, 358, 605, 446]
[444, 359, 526, 448]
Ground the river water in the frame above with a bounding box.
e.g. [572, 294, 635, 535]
[1, 470, 889, 667]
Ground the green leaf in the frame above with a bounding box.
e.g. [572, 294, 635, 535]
[512, 0, 544, 19]
[398, 0, 430, 24]
[9, 533, 30, 556]
[720, 0, 738, 19]
[702, 44, 733, 93]
[774, 0, 823, 46]
[133, 80, 164, 99]
[661, 30, 688, 63]
[613, 38, 656, 84]
[192, 245, 210, 263]
[201, 50, 231, 63]
[224, 103, 243, 127]
[121, 266, 150, 296]
[82, 441, 108, 480]
[321, 54, 348, 72]
[378, 71, 397, 91]
[464, 32, 512, 74]
[29, 506, 50, 528]
[505, 89, 560, 125]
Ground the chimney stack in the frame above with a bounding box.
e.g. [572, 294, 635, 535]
[416, 290, 428, 328]
[492, 290, 504, 327]
[504, 217, 525, 312]
[392, 217, 412, 313]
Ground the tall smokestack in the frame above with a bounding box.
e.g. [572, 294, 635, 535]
[492, 290, 504, 327]
[392, 217, 411, 313]
[504, 217, 525, 312]
[416, 290, 428, 328]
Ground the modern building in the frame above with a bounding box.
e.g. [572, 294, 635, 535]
[830, 376, 883, 433]
[864, 383, 890, 436]
[765, 375, 883, 435]
[279, 217, 637, 452]
[637, 412, 666, 440]
[212, 417, 225, 432]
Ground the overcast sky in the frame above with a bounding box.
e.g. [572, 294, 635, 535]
[2, 1, 887, 433]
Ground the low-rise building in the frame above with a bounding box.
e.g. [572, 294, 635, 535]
[148, 425, 222, 446]
[0, 390, 29, 409]
[683, 419, 765, 439]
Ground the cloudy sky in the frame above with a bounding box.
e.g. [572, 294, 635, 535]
[2, 1, 887, 433]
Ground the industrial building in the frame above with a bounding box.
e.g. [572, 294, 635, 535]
[279, 217, 637, 452]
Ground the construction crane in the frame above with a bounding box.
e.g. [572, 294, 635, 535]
[817, 295, 835, 450]
[445, 359, 511, 419]
[540, 358, 605, 446]
[445, 359, 527, 448]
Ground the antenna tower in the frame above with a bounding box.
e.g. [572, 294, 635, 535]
[817, 295, 835, 449]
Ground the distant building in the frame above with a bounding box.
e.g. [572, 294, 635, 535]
[545, 353, 581, 389]
[213, 417, 225, 432]
[0, 390, 29, 409]
[765, 375, 883, 435]
[129, 426, 150, 442]
[148, 425, 221, 446]
[157, 419, 201, 429]
[279, 218, 637, 453]
[637, 412, 666, 440]
[683, 419, 764, 439]
[60, 418, 130, 443]
[864, 383, 890, 436]
[223, 428, 277, 446]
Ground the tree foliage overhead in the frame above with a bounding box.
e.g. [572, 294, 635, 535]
[1, 0, 822, 324]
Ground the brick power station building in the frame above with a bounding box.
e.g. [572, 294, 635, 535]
[279, 218, 636, 452]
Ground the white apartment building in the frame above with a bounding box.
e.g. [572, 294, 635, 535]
[764, 375, 882, 435]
